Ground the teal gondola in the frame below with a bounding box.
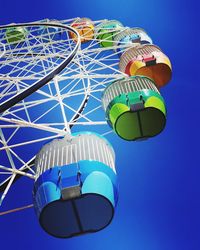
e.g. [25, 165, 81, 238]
[113, 27, 152, 56]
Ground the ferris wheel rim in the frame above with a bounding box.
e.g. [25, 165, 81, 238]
[0, 22, 81, 114]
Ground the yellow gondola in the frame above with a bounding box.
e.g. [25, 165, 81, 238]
[119, 44, 172, 88]
[69, 18, 94, 43]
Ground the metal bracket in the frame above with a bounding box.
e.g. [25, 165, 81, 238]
[142, 54, 156, 66]
[130, 101, 144, 112]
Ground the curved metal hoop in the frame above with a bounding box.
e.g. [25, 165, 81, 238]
[0, 22, 80, 114]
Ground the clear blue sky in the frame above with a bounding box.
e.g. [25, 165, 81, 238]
[0, 0, 199, 250]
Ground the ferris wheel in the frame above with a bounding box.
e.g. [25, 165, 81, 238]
[0, 17, 172, 238]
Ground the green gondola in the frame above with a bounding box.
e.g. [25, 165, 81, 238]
[6, 26, 27, 44]
[96, 20, 123, 47]
[102, 76, 166, 141]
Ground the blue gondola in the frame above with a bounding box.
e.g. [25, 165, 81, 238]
[33, 132, 118, 238]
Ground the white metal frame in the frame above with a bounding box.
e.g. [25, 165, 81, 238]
[0, 18, 132, 214]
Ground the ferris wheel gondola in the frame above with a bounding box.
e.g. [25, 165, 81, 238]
[0, 17, 172, 238]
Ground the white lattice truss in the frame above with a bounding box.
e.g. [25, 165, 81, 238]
[0, 17, 133, 213]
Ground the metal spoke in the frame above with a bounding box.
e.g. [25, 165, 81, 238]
[0, 18, 130, 211]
